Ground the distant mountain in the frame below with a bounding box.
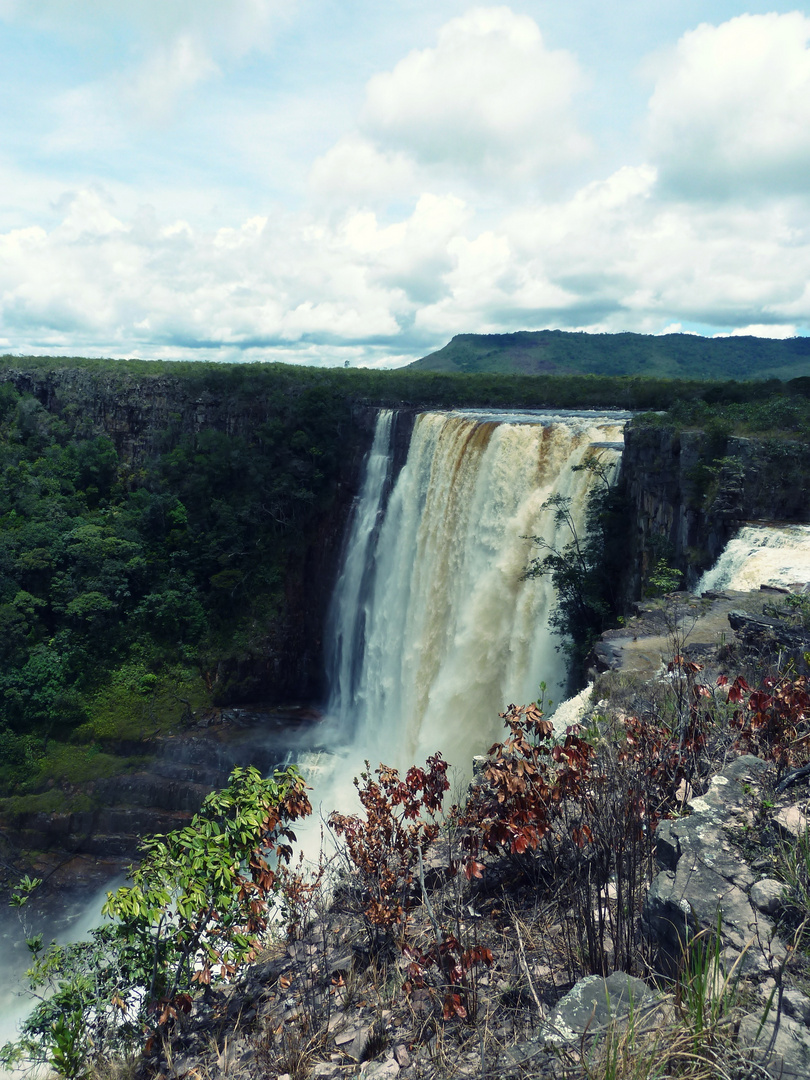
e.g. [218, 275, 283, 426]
[409, 330, 810, 380]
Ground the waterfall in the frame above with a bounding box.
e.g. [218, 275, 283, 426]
[321, 409, 625, 783]
[697, 523, 810, 593]
[324, 409, 395, 723]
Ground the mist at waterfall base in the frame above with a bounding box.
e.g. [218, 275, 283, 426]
[697, 523, 810, 594]
[295, 409, 625, 850]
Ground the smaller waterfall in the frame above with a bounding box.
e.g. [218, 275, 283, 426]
[697, 523, 810, 593]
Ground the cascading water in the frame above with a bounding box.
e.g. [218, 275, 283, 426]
[315, 409, 625, 800]
[697, 523, 810, 593]
[324, 410, 395, 730]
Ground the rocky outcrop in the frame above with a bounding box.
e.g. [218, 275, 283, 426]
[642, 754, 810, 1079]
[727, 610, 810, 674]
[643, 755, 781, 973]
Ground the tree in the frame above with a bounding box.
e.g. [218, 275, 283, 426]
[524, 456, 627, 663]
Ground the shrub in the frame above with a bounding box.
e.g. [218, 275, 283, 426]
[328, 755, 449, 942]
[728, 673, 810, 779]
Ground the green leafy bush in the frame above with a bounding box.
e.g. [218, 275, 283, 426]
[1, 765, 311, 1075]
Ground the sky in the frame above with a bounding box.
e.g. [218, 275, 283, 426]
[1, 1, 809, 367]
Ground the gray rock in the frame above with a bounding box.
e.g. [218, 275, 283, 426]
[362, 1057, 400, 1079]
[750, 878, 786, 915]
[739, 1011, 810, 1080]
[326, 952, 354, 976]
[311, 1065, 340, 1080]
[541, 972, 661, 1047]
[644, 755, 784, 976]
[643, 869, 695, 953]
[393, 1045, 411, 1068]
[347, 1024, 375, 1062]
[783, 988, 810, 1026]
[775, 804, 809, 839]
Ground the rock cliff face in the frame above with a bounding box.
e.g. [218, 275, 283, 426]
[620, 424, 810, 598]
[1, 367, 293, 464]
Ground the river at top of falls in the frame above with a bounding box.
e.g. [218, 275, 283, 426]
[696, 523, 810, 594]
[299, 408, 626, 821]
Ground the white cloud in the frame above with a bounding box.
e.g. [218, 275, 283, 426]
[728, 324, 798, 339]
[2, 169, 809, 364]
[361, 6, 591, 184]
[124, 34, 219, 124]
[214, 216, 268, 250]
[310, 135, 417, 206]
[55, 190, 128, 241]
[646, 12, 810, 197]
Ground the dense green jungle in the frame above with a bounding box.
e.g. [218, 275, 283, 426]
[2, 353, 810, 813]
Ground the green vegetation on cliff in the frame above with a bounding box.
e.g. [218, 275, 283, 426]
[0, 351, 796, 412]
[0, 370, 360, 798]
[635, 381, 810, 439]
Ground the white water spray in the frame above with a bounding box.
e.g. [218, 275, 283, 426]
[697, 523, 810, 593]
[303, 410, 624, 819]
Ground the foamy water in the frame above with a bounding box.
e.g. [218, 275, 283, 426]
[697, 523, 810, 593]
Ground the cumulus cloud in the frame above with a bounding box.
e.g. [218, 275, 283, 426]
[646, 12, 810, 198]
[3, 166, 807, 365]
[310, 136, 417, 206]
[360, 6, 591, 184]
[546, 189, 808, 332]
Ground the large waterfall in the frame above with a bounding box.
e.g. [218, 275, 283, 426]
[318, 409, 625, 791]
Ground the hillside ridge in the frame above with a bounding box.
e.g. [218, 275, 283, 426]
[410, 329, 810, 380]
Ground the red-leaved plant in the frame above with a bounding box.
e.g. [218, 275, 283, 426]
[726, 672, 810, 777]
[328, 754, 450, 939]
